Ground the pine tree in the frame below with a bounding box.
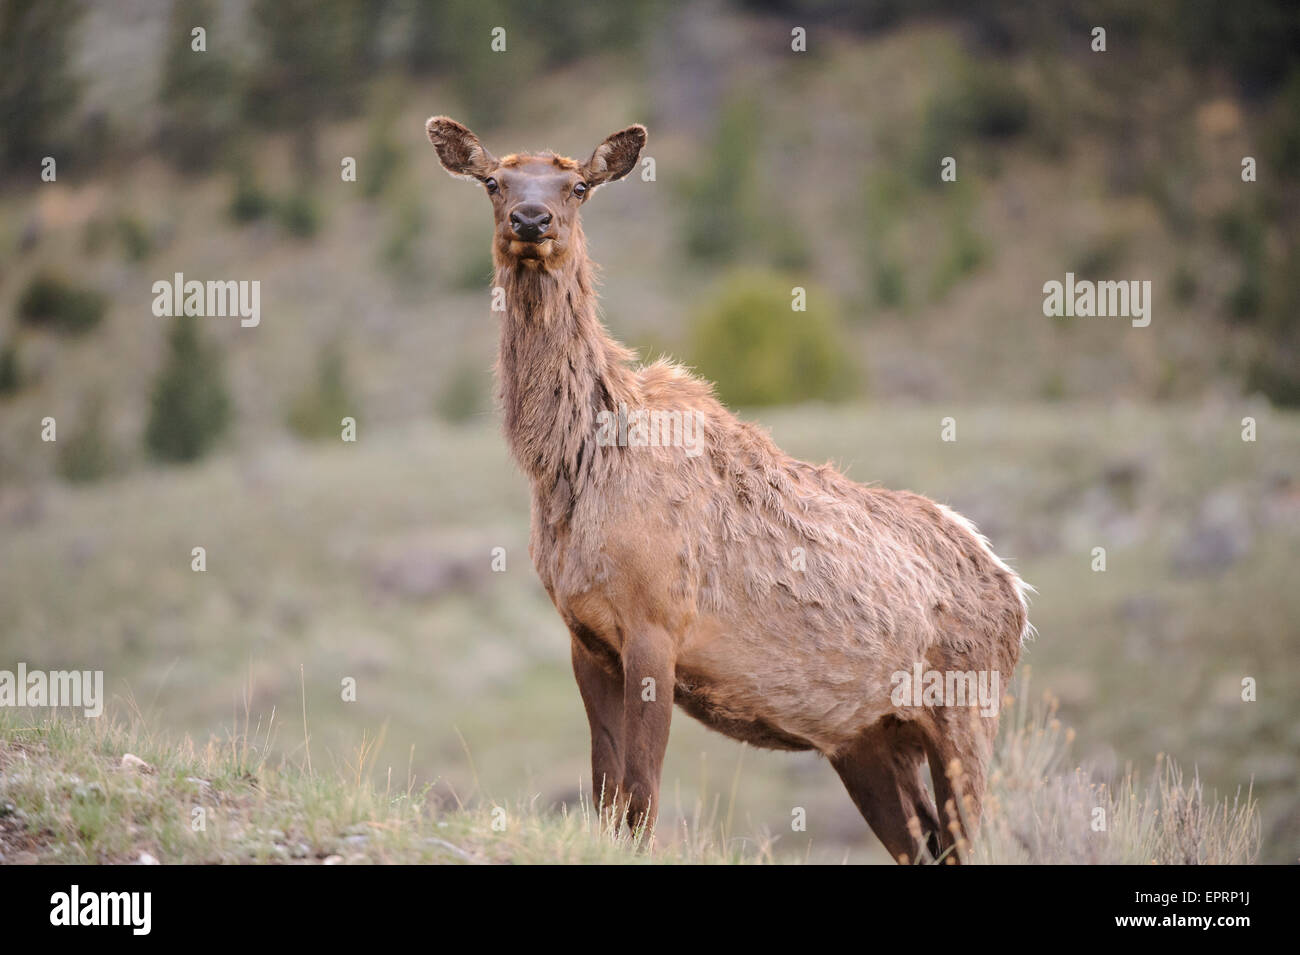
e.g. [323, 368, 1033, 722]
[157, 0, 237, 171]
[0, 0, 83, 172]
[145, 320, 232, 463]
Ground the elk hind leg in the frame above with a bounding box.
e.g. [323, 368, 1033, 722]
[831, 718, 940, 864]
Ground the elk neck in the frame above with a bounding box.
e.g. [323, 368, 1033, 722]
[493, 227, 637, 501]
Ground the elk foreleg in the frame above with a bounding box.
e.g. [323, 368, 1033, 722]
[570, 636, 625, 824]
[620, 625, 676, 836]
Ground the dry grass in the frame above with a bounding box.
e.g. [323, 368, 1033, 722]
[0, 670, 1259, 865]
[972, 672, 1260, 864]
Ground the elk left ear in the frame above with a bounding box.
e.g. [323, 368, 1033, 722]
[426, 115, 497, 182]
[582, 125, 647, 188]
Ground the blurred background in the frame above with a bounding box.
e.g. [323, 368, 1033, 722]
[1, 0, 1297, 862]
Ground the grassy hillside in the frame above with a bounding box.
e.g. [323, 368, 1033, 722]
[2, 6, 1296, 865]
[1, 404, 1294, 862]
[0, 672, 1258, 865]
[2, 19, 1296, 482]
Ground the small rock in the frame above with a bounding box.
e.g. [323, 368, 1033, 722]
[137, 852, 159, 865]
[121, 754, 155, 774]
[343, 834, 369, 847]
[322, 855, 344, 866]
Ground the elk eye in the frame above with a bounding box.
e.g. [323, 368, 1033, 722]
[573, 182, 588, 198]
[484, 177, 498, 194]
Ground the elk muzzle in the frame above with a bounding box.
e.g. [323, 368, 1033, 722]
[509, 204, 553, 242]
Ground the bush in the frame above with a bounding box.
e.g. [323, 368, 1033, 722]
[0, 0, 83, 173]
[1216, 206, 1266, 322]
[57, 398, 113, 483]
[873, 260, 906, 309]
[1245, 349, 1300, 407]
[287, 343, 353, 440]
[16, 270, 108, 334]
[230, 173, 272, 223]
[689, 269, 856, 407]
[362, 105, 406, 199]
[276, 188, 322, 239]
[145, 320, 231, 462]
[973, 674, 1259, 865]
[380, 194, 426, 275]
[681, 98, 761, 263]
[115, 214, 153, 262]
[913, 56, 1031, 187]
[0, 342, 20, 396]
[157, 0, 238, 172]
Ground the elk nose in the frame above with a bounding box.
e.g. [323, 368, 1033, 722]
[509, 205, 552, 241]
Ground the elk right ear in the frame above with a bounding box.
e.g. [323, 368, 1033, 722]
[582, 125, 647, 188]
[425, 116, 497, 182]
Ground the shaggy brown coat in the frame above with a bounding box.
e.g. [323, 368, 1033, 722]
[426, 117, 1031, 863]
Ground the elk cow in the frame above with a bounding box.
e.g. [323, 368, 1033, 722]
[426, 117, 1031, 863]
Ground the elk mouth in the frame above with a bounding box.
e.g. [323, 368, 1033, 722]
[506, 236, 557, 259]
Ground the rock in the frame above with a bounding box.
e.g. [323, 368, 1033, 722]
[137, 852, 159, 865]
[322, 854, 344, 865]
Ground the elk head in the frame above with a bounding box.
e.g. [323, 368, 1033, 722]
[425, 116, 646, 268]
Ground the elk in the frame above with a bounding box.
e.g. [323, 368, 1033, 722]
[425, 116, 1031, 863]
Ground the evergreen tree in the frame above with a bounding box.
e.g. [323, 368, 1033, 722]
[145, 319, 231, 462]
[0, 0, 83, 172]
[157, 0, 237, 171]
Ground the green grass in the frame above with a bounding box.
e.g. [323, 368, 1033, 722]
[0, 671, 1257, 864]
[1, 13, 1296, 863]
[0, 404, 1293, 862]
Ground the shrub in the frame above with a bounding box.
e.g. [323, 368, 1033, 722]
[115, 214, 153, 262]
[287, 343, 353, 440]
[1245, 349, 1300, 407]
[681, 98, 761, 263]
[276, 188, 322, 239]
[380, 193, 426, 275]
[912, 56, 1031, 187]
[57, 398, 113, 483]
[0, 342, 20, 396]
[157, 0, 238, 172]
[689, 269, 856, 407]
[144, 320, 231, 462]
[0, 0, 83, 173]
[16, 270, 108, 334]
[973, 675, 1260, 865]
[929, 189, 987, 301]
[362, 110, 405, 199]
[873, 260, 906, 309]
[229, 172, 272, 223]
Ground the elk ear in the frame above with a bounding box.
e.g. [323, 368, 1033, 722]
[582, 125, 647, 188]
[426, 116, 497, 181]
